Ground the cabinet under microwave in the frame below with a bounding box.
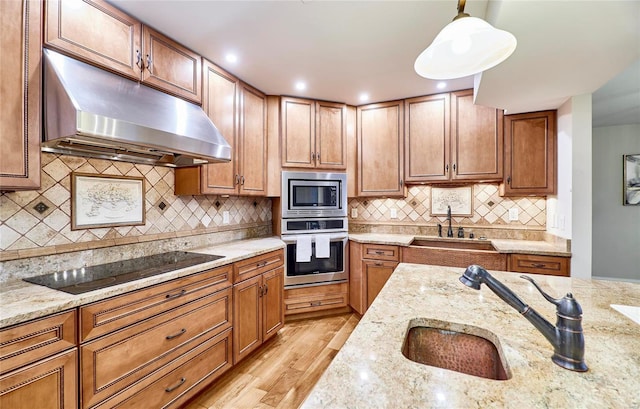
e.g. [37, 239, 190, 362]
[281, 171, 347, 218]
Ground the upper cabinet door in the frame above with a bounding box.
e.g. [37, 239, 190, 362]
[357, 100, 405, 197]
[281, 97, 315, 168]
[502, 110, 557, 196]
[238, 82, 267, 196]
[141, 26, 202, 104]
[0, 0, 42, 191]
[45, 0, 142, 80]
[451, 90, 504, 181]
[404, 93, 450, 182]
[316, 101, 347, 169]
[201, 60, 239, 195]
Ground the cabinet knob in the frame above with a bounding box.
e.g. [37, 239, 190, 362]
[445, 164, 449, 173]
[316, 152, 320, 161]
[507, 176, 512, 185]
[453, 163, 457, 172]
[241, 175, 245, 185]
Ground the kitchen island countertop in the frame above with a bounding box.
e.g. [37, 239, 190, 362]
[301, 263, 639, 408]
[0, 237, 284, 328]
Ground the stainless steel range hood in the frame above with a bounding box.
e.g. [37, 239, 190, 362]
[42, 49, 231, 167]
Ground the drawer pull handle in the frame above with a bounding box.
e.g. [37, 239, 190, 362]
[165, 377, 186, 393]
[311, 301, 321, 306]
[165, 289, 186, 299]
[257, 261, 268, 267]
[374, 251, 385, 255]
[532, 263, 546, 268]
[166, 328, 186, 340]
[374, 262, 383, 266]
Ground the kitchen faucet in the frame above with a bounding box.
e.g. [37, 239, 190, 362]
[446, 205, 454, 238]
[459, 265, 588, 372]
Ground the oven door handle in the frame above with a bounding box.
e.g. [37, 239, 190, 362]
[281, 232, 348, 243]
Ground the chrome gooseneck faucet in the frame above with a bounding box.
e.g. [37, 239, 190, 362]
[446, 205, 454, 238]
[459, 265, 588, 372]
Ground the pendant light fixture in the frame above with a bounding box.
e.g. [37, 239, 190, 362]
[414, 0, 517, 80]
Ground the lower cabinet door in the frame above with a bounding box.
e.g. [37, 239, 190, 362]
[0, 349, 77, 409]
[262, 266, 284, 342]
[364, 260, 397, 309]
[233, 275, 262, 364]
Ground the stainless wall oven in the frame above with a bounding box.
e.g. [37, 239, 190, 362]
[281, 171, 348, 288]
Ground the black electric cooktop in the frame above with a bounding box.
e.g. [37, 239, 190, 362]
[23, 251, 224, 295]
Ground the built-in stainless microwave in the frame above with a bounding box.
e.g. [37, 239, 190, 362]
[281, 171, 347, 218]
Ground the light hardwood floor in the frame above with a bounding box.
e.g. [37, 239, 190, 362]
[183, 312, 360, 409]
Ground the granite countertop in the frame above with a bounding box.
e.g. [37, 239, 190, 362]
[302, 263, 640, 408]
[0, 237, 284, 328]
[349, 233, 570, 256]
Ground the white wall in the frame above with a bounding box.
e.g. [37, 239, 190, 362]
[592, 124, 640, 282]
[549, 95, 593, 279]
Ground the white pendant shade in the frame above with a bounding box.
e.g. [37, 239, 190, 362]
[414, 16, 517, 80]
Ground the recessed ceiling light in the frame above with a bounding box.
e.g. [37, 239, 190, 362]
[359, 93, 369, 102]
[295, 81, 306, 91]
[225, 53, 238, 63]
[437, 82, 447, 90]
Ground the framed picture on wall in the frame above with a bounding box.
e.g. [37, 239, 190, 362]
[623, 154, 640, 206]
[71, 173, 146, 229]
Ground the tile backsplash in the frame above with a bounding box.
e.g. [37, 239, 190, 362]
[0, 153, 272, 255]
[348, 185, 546, 228]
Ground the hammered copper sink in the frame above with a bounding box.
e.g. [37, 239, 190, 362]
[402, 319, 511, 381]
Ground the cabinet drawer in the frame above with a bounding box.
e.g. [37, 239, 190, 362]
[80, 265, 231, 342]
[93, 328, 232, 409]
[284, 283, 348, 315]
[0, 310, 76, 374]
[233, 250, 284, 283]
[0, 348, 77, 409]
[81, 287, 232, 409]
[362, 244, 400, 261]
[508, 254, 570, 277]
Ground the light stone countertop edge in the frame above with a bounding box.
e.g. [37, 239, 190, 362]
[348, 233, 571, 256]
[0, 237, 284, 328]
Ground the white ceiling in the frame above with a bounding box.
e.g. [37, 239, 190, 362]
[110, 0, 640, 125]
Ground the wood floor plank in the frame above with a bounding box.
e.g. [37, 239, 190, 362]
[182, 312, 358, 409]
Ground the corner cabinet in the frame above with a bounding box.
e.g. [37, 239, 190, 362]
[357, 100, 405, 197]
[232, 251, 285, 364]
[0, 0, 41, 191]
[45, 0, 202, 103]
[281, 97, 347, 170]
[349, 242, 400, 314]
[502, 110, 557, 196]
[175, 62, 267, 196]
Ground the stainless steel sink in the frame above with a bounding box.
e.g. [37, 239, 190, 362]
[402, 319, 511, 380]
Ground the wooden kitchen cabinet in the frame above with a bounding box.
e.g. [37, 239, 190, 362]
[508, 253, 570, 277]
[45, 0, 202, 103]
[502, 110, 557, 196]
[451, 90, 503, 181]
[404, 93, 450, 182]
[284, 282, 349, 316]
[404, 90, 502, 183]
[357, 100, 405, 197]
[349, 242, 400, 314]
[79, 266, 233, 409]
[175, 62, 267, 196]
[0, 0, 41, 191]
[0, 349, 77, 409]
[281, 97, 347, 170]
[0, 310, 77, 409]
[232, 250, 285, 364]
